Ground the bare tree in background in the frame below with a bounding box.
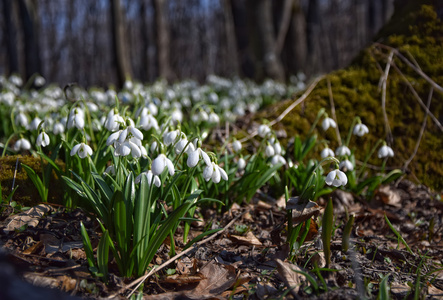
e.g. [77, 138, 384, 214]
[2, 0, 19, 75]
[18, 0, 41, 82]
[247, 0, 285, 81]
[110, 0, 132, 87]
[153, 0, 173, 82]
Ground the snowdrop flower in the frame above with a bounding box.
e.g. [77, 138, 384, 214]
[353, 123, 369, 137]
[232, 140, 242, 153]
[104, 165, 115, 176]
[265, 144, 275, 157]
[171, 108, 183, 124]
[378, 145, 394, 158]
[335, 145, 351, 156]
[118, 126, 143, 144]
[187, 147, 211, 168]
[258, 124, 271, 138]
[203, 162, 228, 183]
[36, 131, 50, 147]
[13, 138, 31, 151]
[325, 169, 348, 187]
[322, 117, 336, 131]
[163, 129, 179, 146]
[70, 142, 93, 159]
[237, 157, 246, 170]
[105, 109, 124, 131]
[115, 140, 142, 158]
[67, 107, 85, 130]
[198, 110, 209, 122]
[208, 112, 220, 124]
[34, 75, 46, 87]
[175, 135, 190, 154]
[339, 159, 354, 171]
[152, 154, 175, 176]
[273, 142, 282, 155]
[106, 130, 122, 146]
[321, 147, 335, 159]
[53, 122, 65, 135]
[15, 112, 28, 128]
[139, 109, 159, 131]
[29, 117, 42, 131]
[271, 155, 286, 166]
[135, 170, 161, 187]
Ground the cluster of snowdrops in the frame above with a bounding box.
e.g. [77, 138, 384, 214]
[0, 74, 399, 280]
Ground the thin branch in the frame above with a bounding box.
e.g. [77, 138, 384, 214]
[375, 43, 443, 93]
[402, 88, 433, 171]
[327, 78, 341, 145]
[239, 75, 325, 143]
[274, 0, 294, 56]
[390, 61, 443, 132]
[109, 212, 244, 299]
[380, 51, 394, 145]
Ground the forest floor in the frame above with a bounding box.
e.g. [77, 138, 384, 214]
[0, 179, 442, 299]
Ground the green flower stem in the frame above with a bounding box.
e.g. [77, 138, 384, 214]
[344, 116, 360, 147]
[307, 108, 325, 136]
[357, 139, 383, 179]
[2, 133, 16, 157]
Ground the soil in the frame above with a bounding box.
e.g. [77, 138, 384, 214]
[0, 179, 442, 299]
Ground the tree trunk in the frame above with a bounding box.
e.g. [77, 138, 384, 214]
[18, 0, 41, 83]
[306, 0, 320, 75]
[286, 0, 307, 74]
[3, 0, 19, 76]
[153, 0, 173, 82]
[222, 0, 240, 76]
[247, 0, 285, 81]
[110, 0, 132, 87]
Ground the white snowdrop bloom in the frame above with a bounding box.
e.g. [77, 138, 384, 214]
[232, 140, 242, 153]
[237, 157, 246, 170]
[181, 97, 191, 107]
[104, 165, 115, 176]
[139, 109, 159, 131]
[1, 92, 15, 105]
[86, 102, 98, 112]
[150, 141, 159, 153]
[258, 124, 271, 138]
[15, 112, 28, 128]
[321, 147, 335, 159]
[378, 145, 394, 158]
[67, 107, 85, 130]
[106, 130, 122, 146]
[271, 155, 286, 166]
[339, 159, 354, 171]
[171, 108, 183, 124]
[353, 123, 369, 137]
[105, 110, 124, 131]
[70, 142, 93, 159]
[335, 145, 351, 156]
[163, 129, 179, 146]
[233, 104, 245, 116]
[13, 138, 31, 151]
[115, 140, 142, 158]
[147, 102, 158, 116]
[29, 117, 42, 131]
[118, 126, 143, 144]
[9, 75, 23, 86]
[208, 112, 220, 124]
[325, 169, 348, 187]
[205, 162, 228, 183]
[53, 122, 65, 135]
[265, 144, 275, 157]
[152, 154, 175, 176]
[322, 118, 336, 131]
[187, 147, 211, 168]
[175, 135, 189, 154]
[135, 170, 161, 187]
[124, 80, 133, 90]
[36, 131, 50, 147]
[208, 92, 219, 103]
[198, 110, 209, 122]
[273, 142, 282, 155]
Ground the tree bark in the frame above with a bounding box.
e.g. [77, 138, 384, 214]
[3, 0, 19, 75]
[222, 0, 240, 76]
[18, 0, 41, 83]
[110, 0, 132, 87]
[153, 0, 173, 82]
[247, 0, 285, 81]
[286, 0, 307, 73]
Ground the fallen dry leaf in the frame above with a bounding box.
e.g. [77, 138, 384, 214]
[228, 231, 263, 247]
[376, 185, 402, 207]
[162, 273, 205, 285]
[192, 260, 237, 296]
[4, 204, 53, 233]
[275, 258, 302, 297]
[287, 197, 322, 224]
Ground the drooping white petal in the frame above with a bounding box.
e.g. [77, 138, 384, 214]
[232, 140, 242, 152]
[203, 164, 213, 181]
[106, 130, 121, 146]
[152, 154, 166, 175]
[219, 166, 228, 181]
[199, 149, 212, 166]
[166, 157, 175, 176]
[212, 164, 221, 183]
[187, 149, 199, 168]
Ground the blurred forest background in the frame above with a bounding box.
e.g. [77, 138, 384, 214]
[1, 0, 397, 87]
